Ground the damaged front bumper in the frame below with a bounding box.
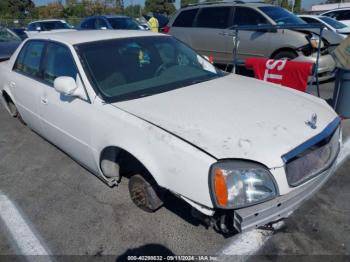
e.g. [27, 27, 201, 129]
[233, 160, 337, 232]
[294, 53, 336, 82]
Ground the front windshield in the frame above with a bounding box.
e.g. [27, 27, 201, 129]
[41, 21, 70, 31]
[260, 6, 306, 25]
[76, 36, 223, 102]
[319, 16, 347, 29]
[0, 28, 20, 42]
[107, 17, 140, 30]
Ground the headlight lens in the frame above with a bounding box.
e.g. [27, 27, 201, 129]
[307, 34, 324, 49]
[210, 161, 277, 209]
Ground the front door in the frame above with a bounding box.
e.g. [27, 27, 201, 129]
[38, 42, 96, 170]
[227, 7, 274, 61]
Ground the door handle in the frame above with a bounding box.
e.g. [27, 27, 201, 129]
[41, 97, 48, 105]
[9, 81, 16, 88]
[219, 32, 236, 37]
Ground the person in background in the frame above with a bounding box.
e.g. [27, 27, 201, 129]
[147, 12, 159, 33]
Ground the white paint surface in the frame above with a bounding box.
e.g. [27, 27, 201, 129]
[0, 192, 50, 256]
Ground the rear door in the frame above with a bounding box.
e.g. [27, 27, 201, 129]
[227, 7, 273, 61]
[11, 40, 46, 132]
[190, 6, 233, 64]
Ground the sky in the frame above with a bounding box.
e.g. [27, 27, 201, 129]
[33, 0, 326, 11]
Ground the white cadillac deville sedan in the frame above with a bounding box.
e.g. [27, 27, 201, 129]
[0, 31, 342, 233]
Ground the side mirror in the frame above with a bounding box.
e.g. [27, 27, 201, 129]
[36, 26, 42, 32]
[54, 76, 77, 96]
[100, 27, 107, 30]
[54, 76, 88, 100]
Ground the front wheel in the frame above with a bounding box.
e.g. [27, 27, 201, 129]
[128, 174, 163, 213]
[272, 50, 297, 60]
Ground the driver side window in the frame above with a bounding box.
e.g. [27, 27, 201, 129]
[233, 7, 268, 26]
[42, 43, 78, 85]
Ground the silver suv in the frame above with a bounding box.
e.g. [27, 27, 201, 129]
[167, 2, 341, 81]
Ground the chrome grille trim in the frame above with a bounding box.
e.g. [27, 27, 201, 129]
[282, 117, 341, 187]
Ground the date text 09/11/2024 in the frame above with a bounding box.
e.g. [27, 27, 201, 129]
[127, 255, 219, 261]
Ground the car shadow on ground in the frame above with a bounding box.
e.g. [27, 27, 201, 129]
[116, 244, 175, 261]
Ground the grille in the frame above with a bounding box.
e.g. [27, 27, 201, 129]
[285, 127, 340, 187]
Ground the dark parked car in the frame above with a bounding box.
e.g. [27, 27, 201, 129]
[0, 28, 21, 62]
[9, 28, 27, 40]
[79, 15, 143, 30]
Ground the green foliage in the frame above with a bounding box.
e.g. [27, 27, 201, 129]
[144, 0, 176, 15]
[293, 0, 301, 14]
[0, 0, 35, 19]
[280, 0, 289, 9]
[0, 0, 174, 23]
[124, 5, 143, 18]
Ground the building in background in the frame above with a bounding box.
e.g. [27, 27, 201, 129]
[310, 2, 350, 14]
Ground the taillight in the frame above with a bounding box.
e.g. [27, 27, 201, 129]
[163, 25, 170, 34]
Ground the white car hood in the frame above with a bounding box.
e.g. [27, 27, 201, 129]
[337, 27, 350, 34]
[115, 74, 337, 168]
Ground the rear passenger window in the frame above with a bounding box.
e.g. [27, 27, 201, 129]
[28, 23, 36, 31]
[81, 18, 96, 29]
[173, 9, 198, 27]
[96, 18, 108, 29]
[233, 7, 268, 26]
[324, 11, 339, 19]
[196, 7, 231, 29]
[13, 41, 45, 78]
[42, 43, 77, 85]
[338, 10, 350, 20]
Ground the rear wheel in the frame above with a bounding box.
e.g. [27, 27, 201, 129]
[272, 50, 297, 60]
[128, 174, 163, 213]
[7, 100, 25, 125]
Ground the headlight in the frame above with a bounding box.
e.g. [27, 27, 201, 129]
[209, 161, 277, 209]
[307, 33, 324, 49]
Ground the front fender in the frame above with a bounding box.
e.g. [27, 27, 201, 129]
[91, 102, 217, 208]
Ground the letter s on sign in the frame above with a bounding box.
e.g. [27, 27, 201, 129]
[265, 59, 287, 71]
[263, 59, 287, 82]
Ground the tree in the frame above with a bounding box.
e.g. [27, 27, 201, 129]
[280, 0, 289, 9]
[124, 4, 143, 18]
[144, 0, 176, 15]
[293, 0, 301, 13]
[6, 0, 34, 19]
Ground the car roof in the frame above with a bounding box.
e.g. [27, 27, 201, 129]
[29, 19, 65, 24]
[299, 15, 319, 18]
[181, 2, 273, 10]
[322, 7, 350, 13]
[85, 15, 131, 19]
[27, 30, 164, 45]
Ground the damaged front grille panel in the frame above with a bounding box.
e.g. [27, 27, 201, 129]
[283, 120, 341, 187]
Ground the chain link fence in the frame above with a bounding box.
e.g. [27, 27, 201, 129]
[0, 18, 83, 28]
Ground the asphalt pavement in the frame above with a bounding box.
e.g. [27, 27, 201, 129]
[0, 80, 349, 260]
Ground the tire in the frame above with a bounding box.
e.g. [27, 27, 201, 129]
[8, 100, 25, 125]
[128, 174, 163, 213]
[272, 50, 297, 60]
